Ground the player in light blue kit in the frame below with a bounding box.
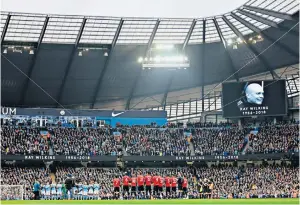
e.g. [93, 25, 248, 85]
[56, 184, 62, 200]
[83, 182, 89, 200]
[51, 184, 57, 200]
[45, 183, 51, 200]
[72, 184, 78, 200]
[77, 183, 83, 200]
[93, 183, 100, 200]
[40, 185, 46, 200]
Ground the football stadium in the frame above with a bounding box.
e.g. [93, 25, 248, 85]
[0, 0, 299, 204]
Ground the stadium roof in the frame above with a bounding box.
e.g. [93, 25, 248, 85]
[1, 0, 299, 110]
[2, 0, 247, 19]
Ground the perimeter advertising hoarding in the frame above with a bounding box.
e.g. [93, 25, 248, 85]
[222, 80, 287, 118]
[0, 107, 167, 118]
[0, 107, 167, 127]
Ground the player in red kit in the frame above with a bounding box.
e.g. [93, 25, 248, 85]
[158, 175, 164, 193]
[153, 174, 159, 194]
[145, 172, 152, 193]
[182, 177, 188, 194]
[172, 175, 177, 193]
[122, 174, 131, 193]
[137, 174, 144, 192]
[131, 174, 137, 193]
[165, 175, 172, 194]
[113, 176, 121, 193]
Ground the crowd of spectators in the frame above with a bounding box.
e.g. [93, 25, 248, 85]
[1, 166, 52, 200]
[1, 164, 299, 200]
[192, 127, 247, 156]
[247, 124, 299, 154]
[123, 127, 191, 156]
[1, 121, 299, 156]
[1, 127, 49, 155]
[51, 128, 120, 156]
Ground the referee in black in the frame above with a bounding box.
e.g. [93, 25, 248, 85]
[65, 174, 75, 200]
[177, 173, 183, 198]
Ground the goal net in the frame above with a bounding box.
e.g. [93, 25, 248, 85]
[0, 185, 24, 200]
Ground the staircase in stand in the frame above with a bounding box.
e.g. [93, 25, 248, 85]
[242, 129, 259, 154]
[187, 137, 195, 156]
[50, 173, 56, 184]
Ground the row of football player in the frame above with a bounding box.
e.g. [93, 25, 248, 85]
[112, 174, 188, 189]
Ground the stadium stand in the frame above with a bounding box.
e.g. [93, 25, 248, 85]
[1, 127, 50, 155]
[1, 122, 298, 156]
[0, 0, 299, 202]
[1, 164, 299, 200]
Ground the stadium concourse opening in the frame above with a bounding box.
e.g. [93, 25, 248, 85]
[0, 0, 299, 203]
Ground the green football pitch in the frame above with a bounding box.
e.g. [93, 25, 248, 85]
[1, 198, 299, 204]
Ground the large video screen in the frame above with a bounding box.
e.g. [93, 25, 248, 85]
[222, 80, 287, 118]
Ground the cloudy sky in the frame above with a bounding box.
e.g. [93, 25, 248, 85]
[1, 0, 248, 18]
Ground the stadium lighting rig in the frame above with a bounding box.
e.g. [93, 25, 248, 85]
[227, 37, 245, 50]
[139, 55, 190, 69]
[77, 46, 109, 57]
[2, 45, 35, 54]
[227, 34, 263, 49]
[138, 44, 190, 70]
[248, 34, 264, 44]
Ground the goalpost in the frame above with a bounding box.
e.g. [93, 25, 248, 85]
[0, 185, 25, 200]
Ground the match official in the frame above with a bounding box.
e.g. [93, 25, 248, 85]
[65, 174, 75, 200]
[33, 178, 41, 200]
[177, 173, 183, 196]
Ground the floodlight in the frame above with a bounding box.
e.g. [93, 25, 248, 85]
[78, 51, 83, 56]
[227, 39, 233, 45]
[29, 50, 34, 55]
[154, 56, 161, 62]
[237, 38, 243, 43]
[164, 57, 170, 62]
[142, 63, 190, 69]
[175, 56, 184, 62]
[104, 52, 108, 56]
[138, 57, 143, 63]
[252, 40, 257, 44]
[166, 44, 174, 49]
[179, 56, 184, 62]
[155, 44, 174, 50]
[233, 44, 238, 50]
[183, 67, 187, 70]
[3, 48, 7, 54]
[156, 44, 162, 49]
[257, 35, 262, 39]
[249, 37, 253, 41]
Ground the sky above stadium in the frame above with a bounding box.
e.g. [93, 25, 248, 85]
[1, 0, 248, 18]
